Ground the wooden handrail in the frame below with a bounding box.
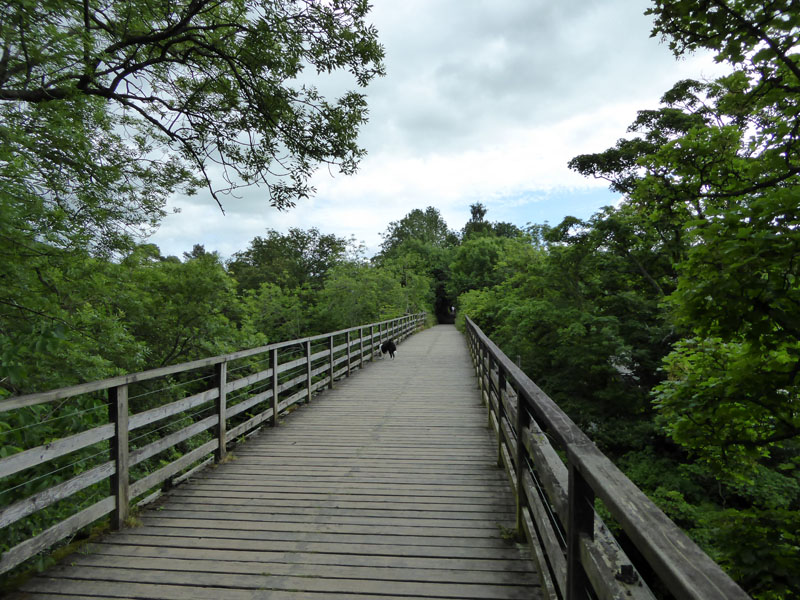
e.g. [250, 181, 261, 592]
[464, 315, 751, 600]
[0, 314, 426, 576]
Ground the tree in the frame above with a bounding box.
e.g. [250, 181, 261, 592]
[183, 244, 214, 262]
[376, 207, 458, 322]
[241, 283, 313, 343]
[378, 207, 456, 257]
[316, 263, 406, 330]
[116, 244, 251, 368]
[462, 202, 523, 240]
[0, 0, 385, 253]
[447, 235, 530, 298]
[227, 228, 348, 292]
[567, 3, 800, 595]
[462, 203, 491, 239]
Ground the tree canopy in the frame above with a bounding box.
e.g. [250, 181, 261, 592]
[0, 0, 385, 253]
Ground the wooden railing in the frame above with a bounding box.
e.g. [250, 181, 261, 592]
[0, 314, 425, 575]
[464, 316, 751, 600]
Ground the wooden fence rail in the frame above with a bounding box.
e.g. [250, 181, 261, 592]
[464, 316, 751, 600]
[0, 314, 425, 575]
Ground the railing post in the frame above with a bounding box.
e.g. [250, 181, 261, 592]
[305, 339, 312, 404]
[346, 330, 352, 377]
[359, 327, 364, 368]
[567, 462, 595, 600]
[478, 336, 485, 383]
[496, 362, 505, 468]
[329, 334, 335, 389]
[108, 384, 129, 530]
[271, 347, 279, 426]
[515, 386, 527, 536]
[215, 362, 227, 461]
[369, 325, 375, 361]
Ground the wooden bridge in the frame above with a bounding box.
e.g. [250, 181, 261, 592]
[0, 317, 751, 599]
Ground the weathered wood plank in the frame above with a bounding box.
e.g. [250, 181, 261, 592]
[225, 364, 273, 393]
[128, 387, 218, 431]
[129, 415, 218, 467]
[89, 542, 534, 572]
[224, 386, 273, 419]
[129, 440, 217, 498]
[0, 423, 115, 479]
[16, 578, 419, 600]
[0, 496, 115, 574]
[138, 516, 507, 539]
[8, 324, 539, 600]
[143, 507, 511, 527]
[224, 406, 273, 441]
[166, 492, 514, 513]
[35, 564, 539, 599]
[0, 461, 115, 529]
[109, 384, 129, 530]
[84, 531, 530, 560]
[73, 551, 537, 585]
[277, 371, 307, 393]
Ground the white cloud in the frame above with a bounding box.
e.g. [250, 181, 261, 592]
[148, 0, 729, 259]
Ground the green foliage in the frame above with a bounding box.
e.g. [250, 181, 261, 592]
[0, 0, 384, 214]
[707, 508, 800, 600]
[5, 2, 800, 595]
[562, 3, 800, 596]
[0, 0, 389, 583]
[115, 245, 256, 368]
[379, 207, 457, 258]
[316, 263, 407, 330]
[447, 236, 527, 299]
[241, 283, 313, 343]
[462, 202, 523, 240]
[227, 228, 349, 292]
[655, 338, 800, 476]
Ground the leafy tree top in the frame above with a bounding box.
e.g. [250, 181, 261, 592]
[379, 207, 457, 257]
[0, 0, 385, 252]
[227, 227, 348, 291]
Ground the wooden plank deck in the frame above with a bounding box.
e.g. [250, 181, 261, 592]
[11, 325, 542, 600]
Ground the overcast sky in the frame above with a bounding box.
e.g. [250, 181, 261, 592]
[148, 0, 726, 260]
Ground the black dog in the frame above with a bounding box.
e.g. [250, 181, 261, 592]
[380, 339, 397, 359]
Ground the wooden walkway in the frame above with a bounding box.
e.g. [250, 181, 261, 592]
[11, 325, 541, 600]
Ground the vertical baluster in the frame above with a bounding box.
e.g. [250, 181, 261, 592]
[329, 334, 335, 389]
[567, 462, 595, 600]
[515, 386, 527, 536]
[359, 327, 364, 369]
[496, 361, 504, 468]
[215, 362, 227, 461]
[271, 347, 279, 426]
[346, 330, 352, 377]
[108, 384, 129, 530]
[305, 339, 312, 404]
[369, 325, 375, 361]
